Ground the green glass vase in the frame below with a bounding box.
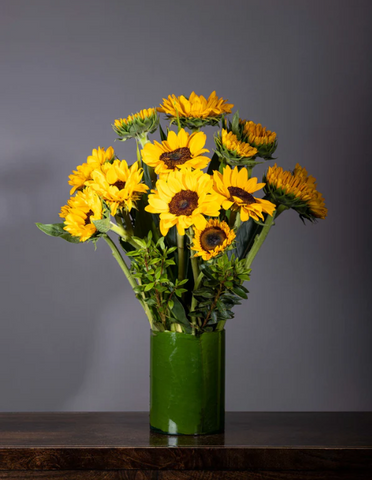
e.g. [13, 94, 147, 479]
[150, 329, 225, 435]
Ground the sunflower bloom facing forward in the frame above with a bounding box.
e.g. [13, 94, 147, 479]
[214, 165, 276, 222]
[264, 163, 327, 221]
[89, 160, 148, 215]
[63, 188, 103, 242]
[68, 146, 115, 195]
[141, 128, 210, 176]
[158, 91, 234, 129]
[145, 169, 221, 236]
[192, 219, 236, 261]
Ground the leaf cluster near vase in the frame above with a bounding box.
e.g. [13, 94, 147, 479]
[37, 92, 327, 435]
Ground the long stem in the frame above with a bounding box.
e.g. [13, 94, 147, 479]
[191, 256, 200, 285]
[121, 211, 134, 236]
[109, 222, 140, 250]
[190, 271, 203, 334]
[103, 235, 154, 329]
[244, 214, 275, 269]
[177, 232, 185, 281]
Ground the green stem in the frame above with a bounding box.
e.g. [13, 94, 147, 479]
[103, 235, 154, 329]
[191, 256, 200, 285]
[233, 211, 242, 230]
[190, 271, 204, 334]
[110, 221, 127, 239]
[138, 133, 150, 148]
[229, 210, 237, 228]
[121, 211, 134, 236]
[244, 213, 275, 270]
[109, 222, 140, 250]
[177, 233, 185, 281]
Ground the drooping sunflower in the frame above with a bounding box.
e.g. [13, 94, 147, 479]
[145, 169, 221, 236]
[141, 128, 210, 176]
[68, 146, 115, 195]
[113, 108, 159, 141]
[221, 129, 258, 158]
[88, 160, 148, 215]
[158, 91, 234, 129]
[264, 163, 327, 221]
[240, 120, 277, 159]
[214, 129, 259, 168]
[213, 165, 276, 222]
[192, 219, 236, 261]
[63, 188, 103, 242]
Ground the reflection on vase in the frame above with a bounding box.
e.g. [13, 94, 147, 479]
[149, 431, 225, 447]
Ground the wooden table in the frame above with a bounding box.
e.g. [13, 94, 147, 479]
[0, 412, 371, 479]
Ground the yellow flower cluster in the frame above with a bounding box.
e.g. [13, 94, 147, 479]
[213, 165, 276, 222]
[265, 163, 327, 220]
[221, 129, 258, 159]
[114, 108, 157, 128]
[141, 128, 210, 176]
[158, 91, 233, 119]
[241, 120, 276, 146]
[61, 188, 102, 242]
[68, 146, 115, 195]
[63, 147, 149, 241]
[192, 219, 236, 261]
[89, 160, 148, 215]
[145, 169, 221, 236]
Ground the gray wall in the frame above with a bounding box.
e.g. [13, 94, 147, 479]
[1, 0, 371, 411]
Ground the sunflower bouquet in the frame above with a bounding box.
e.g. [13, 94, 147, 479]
[37, 92, 327, 335]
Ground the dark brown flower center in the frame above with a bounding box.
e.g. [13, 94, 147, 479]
[113, 180, 126, 190]
[160, 147, 192, 169]
[228, 186, 256, 204]
[85, 210, 94, 225]
[200, 227, 227, 251]
[169, 190, 198, 216]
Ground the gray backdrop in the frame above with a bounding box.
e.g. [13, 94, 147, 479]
[1, 0, 371, 411]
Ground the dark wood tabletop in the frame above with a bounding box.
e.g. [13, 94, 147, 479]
[0, 412, 371, 479]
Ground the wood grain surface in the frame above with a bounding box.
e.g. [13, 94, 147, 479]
[0, 412, 370, 479]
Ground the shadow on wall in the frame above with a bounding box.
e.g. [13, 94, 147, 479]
[0, 152, 148, 411]
[0, 156, 54, 226]
[63, 288, 150, 411]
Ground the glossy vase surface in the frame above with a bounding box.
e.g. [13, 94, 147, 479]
[150, 329, 225, 435]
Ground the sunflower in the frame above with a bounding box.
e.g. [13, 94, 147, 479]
[192, 219, 236, 261]
[141, 128, 210, 176]
[264, 163, 327, 221]
[158, 91, 234, 129]
[63, 188, 103, 242]
[68, 146, 115, 195]
[87, 146, 115, 165]
[88, 160, 148, 215]
[240, 120, 277, 159]
[145, 169, 221, 236]
[213, 165, 276, 222]
[221, 129, 258, 158]
[113, 108, 159, 141]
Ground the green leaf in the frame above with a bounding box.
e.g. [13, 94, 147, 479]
[194, 288, 214, 298]
[144, 283, 154, 291]
[171, 296, 191, 333]
[159, 123, 167, 141]
[93, 217, 111, 233]
[232, 286, 248, 299]
[234, 218, 259, 259]
[231, 110, 240, 136]
[36, 223, 81, 243]
[206, 152, 221, 175]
